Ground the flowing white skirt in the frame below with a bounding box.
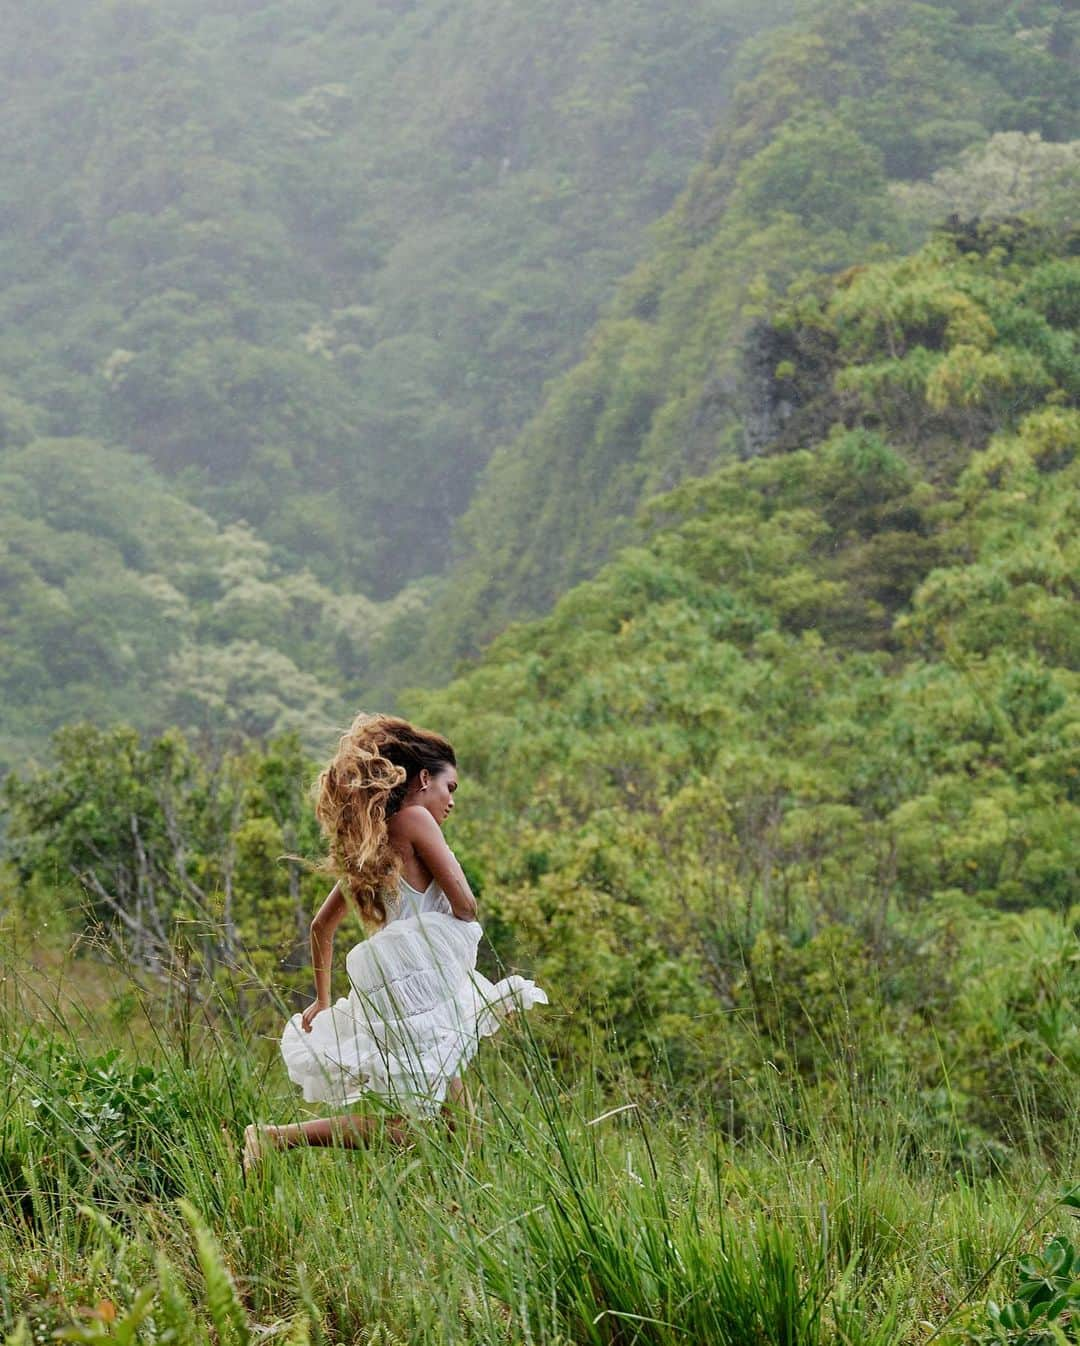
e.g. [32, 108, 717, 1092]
[280, 913, 548, 1117]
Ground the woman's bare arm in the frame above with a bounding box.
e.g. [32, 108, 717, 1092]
[396, 807, 478, 921]
[302, 883, 348, 1029]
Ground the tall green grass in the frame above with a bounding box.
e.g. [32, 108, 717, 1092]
[0, 930, 1076, 1346]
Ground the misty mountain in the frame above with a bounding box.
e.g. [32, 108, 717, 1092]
[1, 0, 789, 592]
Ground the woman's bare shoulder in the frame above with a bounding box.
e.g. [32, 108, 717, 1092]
[388, 805, 439, 838]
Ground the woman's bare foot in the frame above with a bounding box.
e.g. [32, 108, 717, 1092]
[243, 1123, 271, 1177]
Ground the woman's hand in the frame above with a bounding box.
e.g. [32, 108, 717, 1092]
[300, 998, 330, 1033]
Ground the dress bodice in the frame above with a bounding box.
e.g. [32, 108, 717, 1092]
[391, 873, 453, 922]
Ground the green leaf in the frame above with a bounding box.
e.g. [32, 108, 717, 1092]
[177, 1199, 251, 1346]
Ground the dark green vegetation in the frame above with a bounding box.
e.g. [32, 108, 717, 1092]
[2, 0, 1079, 1339]
[431, 0, 1080, 658]
[4, 0, 1080, 764]
[0, 946, 1077, 1345]
[3, 219, 1078, 1340]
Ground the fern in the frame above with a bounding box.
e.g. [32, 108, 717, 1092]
[154, 1251, 204, 1346]
[282, 1316, 311, 1346]
[294, 1264, 325, 1346]
[177, 1199, 251, 1346]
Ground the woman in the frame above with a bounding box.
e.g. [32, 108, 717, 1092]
[244, 713, 547, 1171]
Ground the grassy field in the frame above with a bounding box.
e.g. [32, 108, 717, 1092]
[1, 918, 1077, 1346]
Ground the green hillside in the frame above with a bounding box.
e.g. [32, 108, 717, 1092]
[3, 9, 1079, 1340]
[407, 219, 1079, 1113]
[0, 0, 797, 768]
[1, 0, 784, 592]
[8, 219, 1076, 1147]
[428, 0, 1080, 662]
[5, 0, 1078, 761]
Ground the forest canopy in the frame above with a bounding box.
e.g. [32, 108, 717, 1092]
[428, 0, 1080, 662]
[2, 0, 1078, 766]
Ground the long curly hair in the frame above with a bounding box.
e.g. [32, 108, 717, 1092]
[314, 712, 456, 928]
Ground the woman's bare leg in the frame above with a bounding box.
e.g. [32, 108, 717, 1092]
[243, 1112, 410, 1173]
[440, 1075, 475, 1141]
[244, 1077, 474, 1173]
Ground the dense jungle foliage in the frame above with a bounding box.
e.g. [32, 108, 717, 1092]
[3, 0, 785, 580]
[411, 218, 1080, 1142]
[6, 219, 1078, 1156]
[3, 0, 1080, 766]
[2, 211, 1077, 1344]
[429, 0, 1080, 660]
[2, 4, 1079, 1340]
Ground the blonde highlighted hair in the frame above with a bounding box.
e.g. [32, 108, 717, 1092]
[315, 712, 456, 928]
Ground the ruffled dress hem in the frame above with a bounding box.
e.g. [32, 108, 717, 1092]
[280, 904, 547, 1119]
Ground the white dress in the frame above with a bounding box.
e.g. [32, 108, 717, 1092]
[280, 872, 548, 1118]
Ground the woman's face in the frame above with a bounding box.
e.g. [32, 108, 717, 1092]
[421, 764, 458, 826]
